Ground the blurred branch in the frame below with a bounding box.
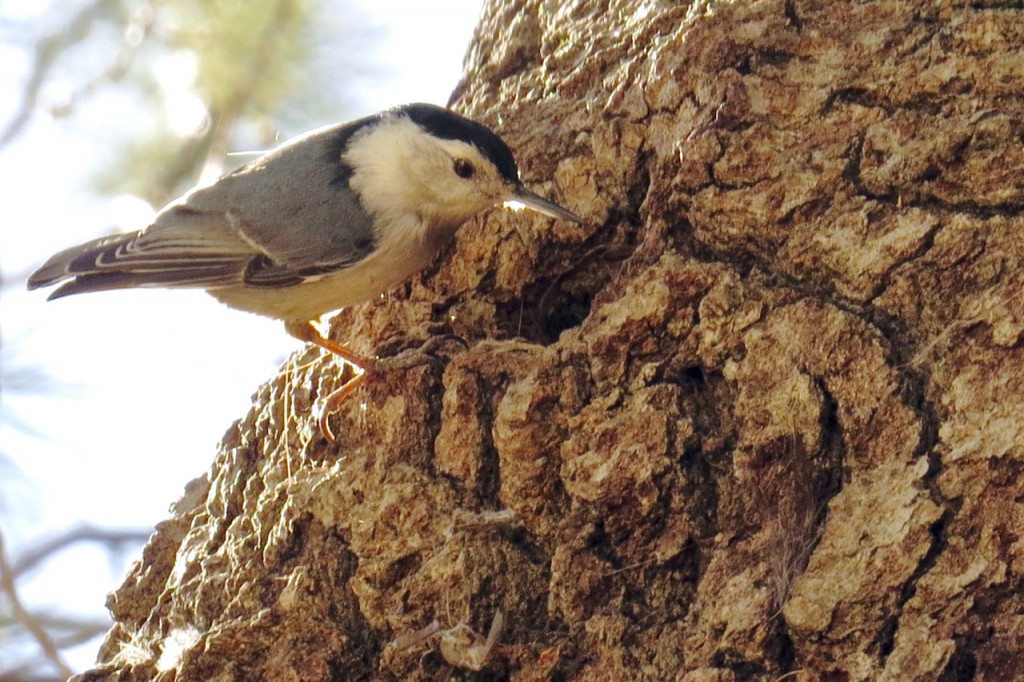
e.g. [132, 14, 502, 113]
[0, 524, 150, 679]
[12, 524, 151, 578]
[205, 0, 303, 162]
[2, 611, 111, 635]
[0, 0, 121, 149]
[1, 617, 111, 681]
[49, 4, 158, 121]
[150, 0, 306, 205]
[0, 526, 73, 680]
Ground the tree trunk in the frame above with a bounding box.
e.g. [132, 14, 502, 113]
[77, 0, 1024, 680]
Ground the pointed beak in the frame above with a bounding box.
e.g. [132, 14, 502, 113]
[505, 185, 584, 224]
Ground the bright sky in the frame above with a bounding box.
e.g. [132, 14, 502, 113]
[0, 0, 481, 673]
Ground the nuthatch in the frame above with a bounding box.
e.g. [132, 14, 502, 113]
[28, 103, 582, 438]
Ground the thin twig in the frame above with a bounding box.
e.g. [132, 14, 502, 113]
[1, 620, 111, 680]
[0, 526, 74, 680]
[0, 0, 119, 148]
[12, 524, 151, 578]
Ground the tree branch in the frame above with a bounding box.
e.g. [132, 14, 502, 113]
[12, 525, 151, 579]
[0, 526, 73, 680]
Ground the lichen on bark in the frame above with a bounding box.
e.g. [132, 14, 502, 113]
[77, 0, 1024, 680]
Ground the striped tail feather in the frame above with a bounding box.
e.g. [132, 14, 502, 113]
[27, 232, 142, 290]
[43, 265, 246, 299]
[28, 230, 245, 299]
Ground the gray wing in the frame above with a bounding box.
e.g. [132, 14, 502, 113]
[28, 119, 376, 297]
[26, 209, 258, 298]
[183, 119, 376, 286]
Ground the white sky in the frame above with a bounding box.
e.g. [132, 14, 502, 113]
[0, 0, 481, 673]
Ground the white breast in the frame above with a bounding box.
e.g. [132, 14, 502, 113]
[209, 213, 441, 322]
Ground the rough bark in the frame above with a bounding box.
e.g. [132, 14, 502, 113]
[77, 0, 1024, 680]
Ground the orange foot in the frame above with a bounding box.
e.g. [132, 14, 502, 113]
[286, 320, 461, 442]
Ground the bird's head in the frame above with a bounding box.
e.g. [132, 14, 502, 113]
[342, 103, 582, 234]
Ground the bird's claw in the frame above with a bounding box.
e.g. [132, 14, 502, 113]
[316, 370, 368, 443]
[316, 334, 467, 442]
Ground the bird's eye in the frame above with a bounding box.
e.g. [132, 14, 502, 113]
[453, 159, 475, 179]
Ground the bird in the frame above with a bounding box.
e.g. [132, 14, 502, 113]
[27, 102, 583, 439]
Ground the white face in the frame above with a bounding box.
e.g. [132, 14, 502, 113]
[415, 135, 516, 224]
[344, 116, 516, 229]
